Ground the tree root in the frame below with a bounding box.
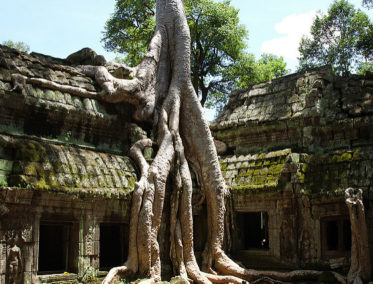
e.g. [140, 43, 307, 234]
[9, 1, 358, 284]
[345, 188, 371, 284]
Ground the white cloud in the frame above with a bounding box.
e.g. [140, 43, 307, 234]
[261, 11, 317, 61]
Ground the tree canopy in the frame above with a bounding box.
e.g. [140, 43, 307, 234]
[298, 0, 373, 76]
[206, 53, 288, 111]
[102, 0, 288, 109]
[362, 0, 373, 9]
[2, 40, 30, 53]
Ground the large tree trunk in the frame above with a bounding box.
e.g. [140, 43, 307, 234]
[11, 1, 348, 283]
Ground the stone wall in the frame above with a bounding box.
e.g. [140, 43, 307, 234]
[2, 44, 373, 281]
[212, 67, 373, 154]
[0, 45, 141, 282]
[212, 68, 373, 274]
[0, 45, 143, 155]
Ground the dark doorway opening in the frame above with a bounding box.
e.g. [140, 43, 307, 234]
[38, 222, 72, 273]
[322, 216, 351, 258]
[237, 212, 269, 250]
[100, 224, 128, 270]
[326, 220, 338, 250]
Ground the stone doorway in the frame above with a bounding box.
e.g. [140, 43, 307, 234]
[38, 221, 76, 274]
[99, 223, 129, 270]
[237, 212, 269, 250]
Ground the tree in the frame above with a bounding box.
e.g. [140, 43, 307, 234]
[298, 0, 373, 76]
[232, 53, 288, 89]
[2, 40, 30, 53]
[102, 0, 248, 107]
[357, 61, 373, 74]
[11, 1, 345, 283]
[362, 0, 373, 9]
[345, 188, 371, 284]
[206, 53, 288, 111]
[187, 0, 247, 107]
[102, 0, 155, 65]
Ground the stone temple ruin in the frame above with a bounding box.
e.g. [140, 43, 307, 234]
[0, 44, 373, 283]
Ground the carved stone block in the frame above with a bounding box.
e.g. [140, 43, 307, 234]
[0, 259, 5, 274]
[85, 242, 94, 256]
[21, 225, 33, 243]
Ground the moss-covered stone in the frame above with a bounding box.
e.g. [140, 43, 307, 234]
[15, 141, 47, 162]
[3, 135, 138, 198]
[220, 149, 290, 194]
[302, 149, 366, 194]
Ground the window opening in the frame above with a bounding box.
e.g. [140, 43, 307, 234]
[322, 216, 351, 258]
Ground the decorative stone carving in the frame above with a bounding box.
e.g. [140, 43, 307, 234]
[6, 233, 23, 284]
[84, 224, 96, 256]
[21, 225, 33, 243]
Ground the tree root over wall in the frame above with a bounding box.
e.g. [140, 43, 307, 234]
[10, 1, 363, 283]
[345, 188, 371, 284]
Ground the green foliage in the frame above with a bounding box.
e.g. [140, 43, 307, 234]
[298, 0, 373, 76]
[2, 40, 30, 53]
[103, 0, 247, 108]
[357, 61, 373, 74]
[64, 130, 72, 143]
[102, 0, 155, 65]
[0, 179, 8, 187]
[234, 54, 288, 89]
[186, 0, 248, 106]
[208, 53, 288, 111]
[103, 0, 288, 110]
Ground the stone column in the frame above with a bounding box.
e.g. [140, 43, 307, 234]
[28, 212, 41, 284]
[0, 222, 6, 284]
[21, 221, 35, 284]
[79, 213, 99, 281]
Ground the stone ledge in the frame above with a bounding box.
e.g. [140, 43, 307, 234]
[38, 273, 78, 283]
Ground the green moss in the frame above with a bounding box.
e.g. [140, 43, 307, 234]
[297, 171, 305, 183]
[252, 175, 266, 184]
[128, 176, 136, 189]
[33, 178, 51, 190]
[24, 163, 38, 176]
[220, 162, 228, 171]
[303, 150, 367, 194]
[237, 169, 246, 177]
[249, 161, 256, 167]
[15, 141, 47, 162]
[0, 179, 8, 187]
[258, 153, 266, 159]
[246, 169, 254, 176]
[268, 164, 283, 175]
[301, 164, 308, 172]
[330, 152, 352, 163]
[255, 160, 263, 167]
[232, 181, 278, 192]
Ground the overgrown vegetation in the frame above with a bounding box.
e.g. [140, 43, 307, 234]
[102, 0, 288, 111]
[298, 0, 373, 76]
[2, 40, 30, 53]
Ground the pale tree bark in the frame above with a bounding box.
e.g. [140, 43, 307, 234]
[10, 1, 349, 283]
[345, 188, 371, 284]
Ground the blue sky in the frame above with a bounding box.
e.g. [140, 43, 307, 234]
[231, 0, 372, 71]
[1, 0, 371, 71]
[1, 0, 371, 119]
